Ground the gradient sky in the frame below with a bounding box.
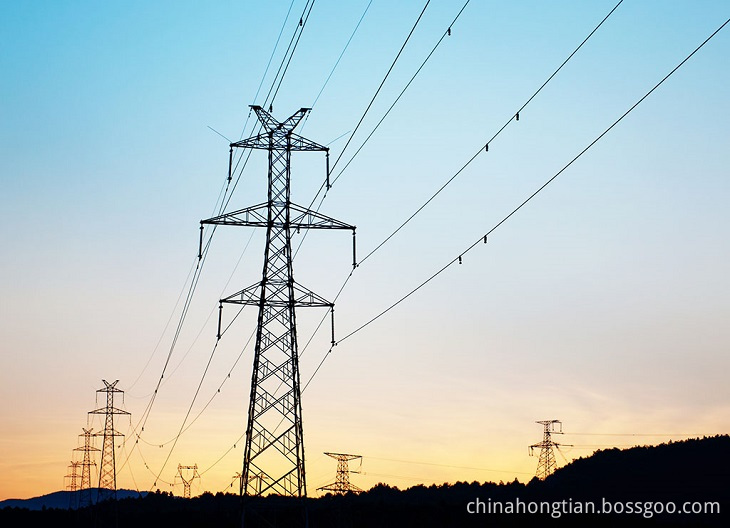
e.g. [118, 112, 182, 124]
[1, 1, 729, 501]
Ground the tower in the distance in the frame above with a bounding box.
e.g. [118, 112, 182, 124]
[88, 379, 129, 501]
[317, 452, 363, 495]
[65, 461, 81, 491]
[176, 464, 200, 499]
[529, 419, 563, 480]
[74, 427, 99, 508]
[202, 106, 356, 498]
[65, 461, 81, 509]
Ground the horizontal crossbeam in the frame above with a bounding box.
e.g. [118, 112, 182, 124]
[201, 203, 355, 231]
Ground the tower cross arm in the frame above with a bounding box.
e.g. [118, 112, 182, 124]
[230, 131, 326, 152]
[290, 204, 355, 230]
[88, 406, 130, 416]
[201, 203, 354, 231]
[201, 203, 269, 227]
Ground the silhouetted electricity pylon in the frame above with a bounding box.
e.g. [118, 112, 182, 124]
[176, 464, 200, 499]
[88, 379, 129, 501]
[66, 461, 81, 491]
[74, 427, 99, 508]
[66, 461, 81, 509]
[317, 453, 363, 495]
[202, 106, 356, 498]
[529, 420, 566, 480]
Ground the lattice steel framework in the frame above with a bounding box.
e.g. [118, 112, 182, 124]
[66, 461, 81, 509]
[74, 427, 99, 508]
[202, 106, 355, 498]
[66, 461, 81, 492]
[88, 380, 129, 500]
[317, 452, 363, 495]
[529, 419, 563, 480]
[177, 464, 200, 499]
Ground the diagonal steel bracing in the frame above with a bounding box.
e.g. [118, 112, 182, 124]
[202, 106, 355, 498]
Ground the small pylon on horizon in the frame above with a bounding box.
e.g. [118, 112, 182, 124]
[317, 452, 363, 495]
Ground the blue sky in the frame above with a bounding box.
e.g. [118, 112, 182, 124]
[1, 1, 729, 499]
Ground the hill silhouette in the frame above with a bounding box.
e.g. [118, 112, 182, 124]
[2, 435, 727, 527]
[0, 488, 144, 511]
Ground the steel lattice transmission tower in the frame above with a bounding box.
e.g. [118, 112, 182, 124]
[529, 419, 564, 480]
[317, 453, 363, 495]
[202, 106, 355, 498]
[74, 427, 99, 508]
[66, 461, 82, 509]
[66, 461, 81, 492]
[177, 464, 200, 499]
[88, 380, 129, 500]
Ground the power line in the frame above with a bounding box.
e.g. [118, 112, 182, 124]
[298, 0, 374, 133]
[329, 0, 471, 189]
[357, 0, 624, 265]
[126, 256, 198, 393]
[148, 339, 222, 489]
[252, 0, 297, 109]
[294, 0, 467, 259]
[366, 455, 534, 476]
[262, 0, 317, 108]
[310, 0, 373, 110]
[290, 0, 622, 370]
[330, 13, 730, 360]
[330, 1, 431, 173]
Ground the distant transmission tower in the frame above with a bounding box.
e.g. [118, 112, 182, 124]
[202, 106, 356, 498]
[66, 461, 81, 509]
[317, 453, 363, 495]
[529, 420, 564, 480]
[176, 464, 200, 499]
[88, 379, 129, 501]
[74, 427, 99, 508]
[66, 461, 81, 492]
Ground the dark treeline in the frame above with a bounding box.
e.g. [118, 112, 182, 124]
[2, 435, 727, 527]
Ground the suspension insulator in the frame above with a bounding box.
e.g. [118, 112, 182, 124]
[352, 229, 357, 269]
[228, 147, 233, 182]
[326, 150, 331, 190]
[217, 303, 223, 340]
